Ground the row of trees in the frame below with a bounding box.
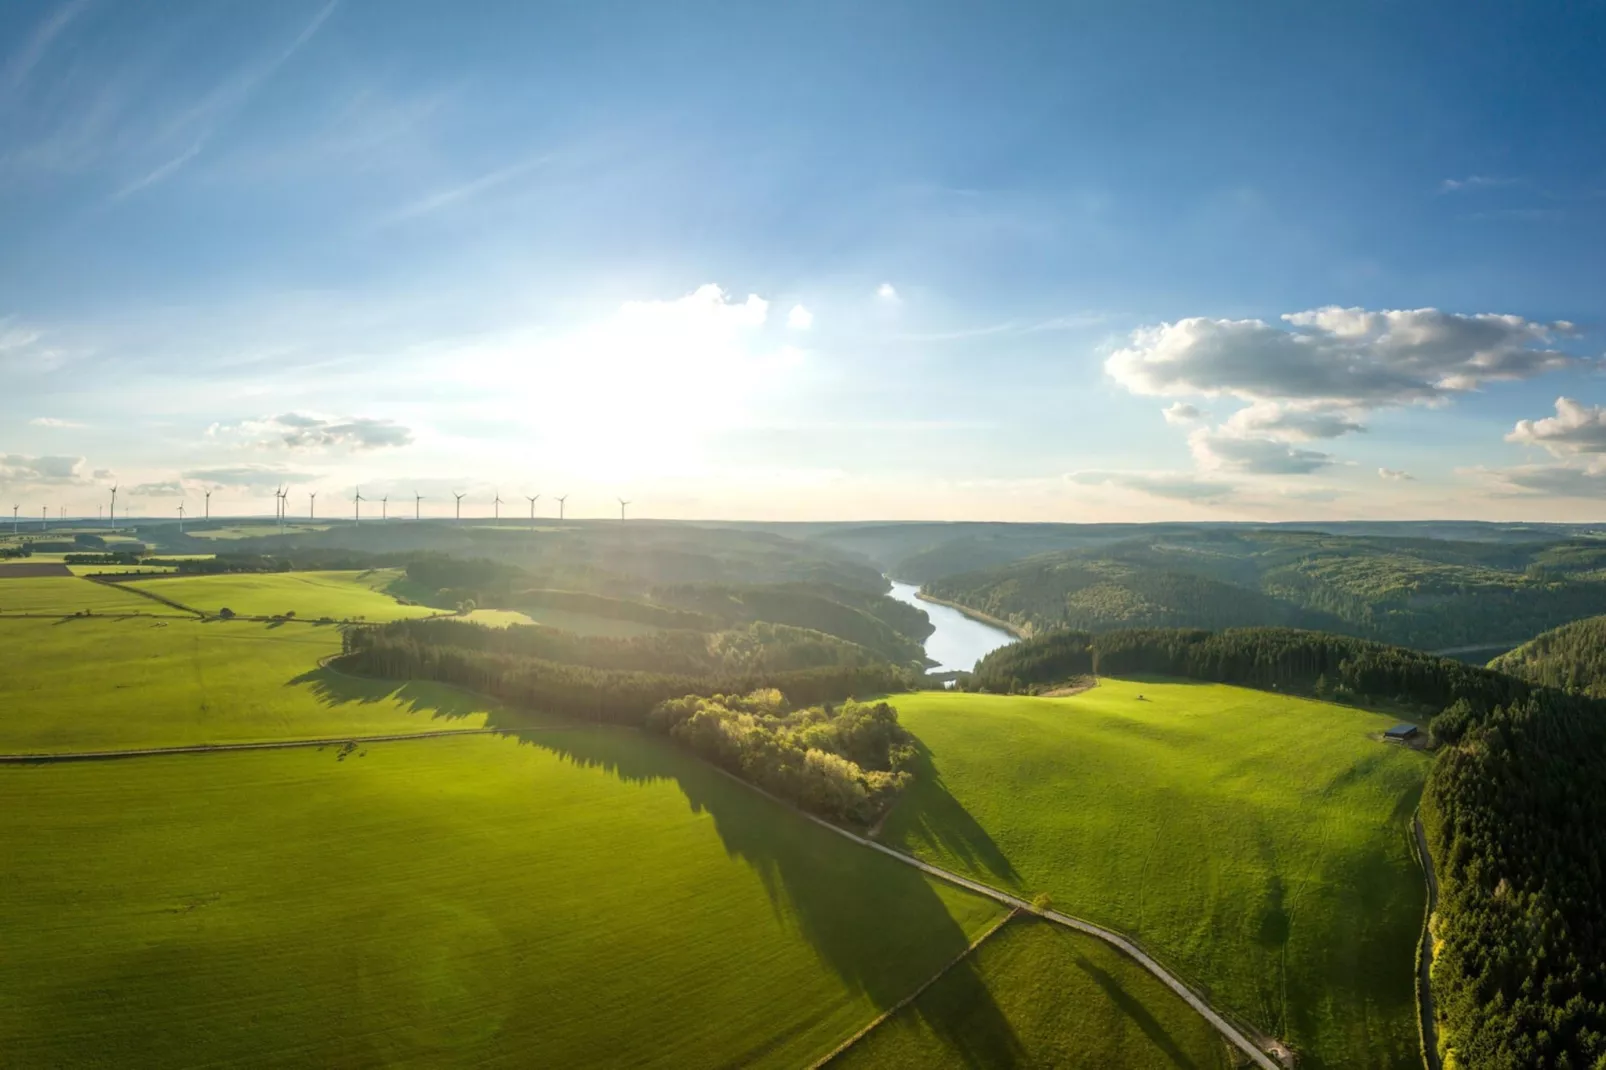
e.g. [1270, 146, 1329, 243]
[654, 583, 929, 665]
[341, 621, 914, 727]
[648, 691, 914, 823]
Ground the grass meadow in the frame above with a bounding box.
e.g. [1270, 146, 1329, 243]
[0, 616, 503, 753]
[882, 681, 1429, 1070]
[0, 573, 180, 615]
[0, 731, 1009, 1068]
[122, 568, 439, 621]
[837, 917, 1236, 1069]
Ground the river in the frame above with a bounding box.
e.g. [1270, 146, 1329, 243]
[886, 579, 1018, 673]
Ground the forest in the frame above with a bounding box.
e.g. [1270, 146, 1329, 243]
[1489, 614, 1606, 697]
[921, 529, 1606, 650]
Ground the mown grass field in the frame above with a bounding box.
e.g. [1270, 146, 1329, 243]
[0, 573, 180, 615]
[122, 568, 439, 621]
[513, 603, 664, 636]
[0, 616, 501, 753]
[0, 731, 1010, 1068]
[882, 681, 1429, 1069]
[838, 917, 1235, 1069]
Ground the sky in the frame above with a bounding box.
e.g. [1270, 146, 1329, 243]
[3, 0, 1606, 523]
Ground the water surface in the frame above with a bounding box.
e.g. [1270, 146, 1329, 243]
[886, 580, 1017, 673]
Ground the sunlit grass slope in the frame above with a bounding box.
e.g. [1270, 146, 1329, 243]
[123, 568, 437, 621]
[0, 574, 175, 615]
[883, 681, 1429, 1070]
[837, 917, 1234, 1069]
[0, 732, 1006, 1068]
[0, 617, 498, 753]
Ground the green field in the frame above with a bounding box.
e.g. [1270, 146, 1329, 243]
[0, 574, 180, 616]
[513, 603, 664, 636]
[838, 917, 1235, 1069]
[461, 608, 539, 628]
[0, 731, 1010, 1068]
[881, 682, 1429, 1069]
[0, 617, 501, 753]
[187, 523, 331, 539]
[122, 569, 439, 621]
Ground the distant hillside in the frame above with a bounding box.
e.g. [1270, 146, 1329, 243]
[1489, 615, 1606, 696]
[923, 529, 1606, 650]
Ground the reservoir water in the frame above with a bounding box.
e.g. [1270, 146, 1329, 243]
[886, 579, 1018, 673]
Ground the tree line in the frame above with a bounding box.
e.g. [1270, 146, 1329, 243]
[649, 691, 914, 823]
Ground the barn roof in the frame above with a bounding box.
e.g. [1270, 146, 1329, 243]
[1384, 723, 1420, 739]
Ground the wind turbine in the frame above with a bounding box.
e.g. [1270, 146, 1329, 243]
[556, 494, 568, 521]
[453, 492, 465, 522]
[11, 505, 18, 534]
[177, 501, 185, 534]
[493, 490, 503, 522]
[381, 494, 388, 522]
[109, 485, 118, 529]
[618, 498, 630, 523]
[204, 490, 211, 521]
[40, 505, 47, 531]
[353, 486, 365, 523]
[525, 493, 540, 529]
[309, 491, 317, 520]
[414, 492, 423, 520]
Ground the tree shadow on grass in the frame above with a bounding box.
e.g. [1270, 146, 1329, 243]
[1074, 953, 1205, 1070]
[286, 666, 495, 724]
[512, 727, 1025, 1068]
[881, 739, 1021, 888]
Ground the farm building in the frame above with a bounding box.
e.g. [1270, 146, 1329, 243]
[1383, 723, 1420, 742]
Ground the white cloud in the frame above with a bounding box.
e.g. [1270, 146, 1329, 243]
[1438, 175, 1516, 194]
[876, 282, 900, 303]
[1220, 401, 1366, 441]
[1106, 307, 1579, 408]
[1378, 468, 1416, 481]
[1068, 470, 1235, 501]
[787, 304, 813, 330]
[1189, 428, 1335, 475]
[209, 413, 414, 452]
[28, 417, 84, 428]
[1477, 462, 1606, 498]
[1507, 397, 1606, 455]
[1161, 402, 1201, 425]
[182, 465, 316, 489]
[0, 453, 87, 484]
[128, 480, 185, 497]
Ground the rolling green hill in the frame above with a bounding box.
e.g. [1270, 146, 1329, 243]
[922, 529, 1606, 650]
[1487, 613, 1606, 695]
[880, 682, 1430, 1069]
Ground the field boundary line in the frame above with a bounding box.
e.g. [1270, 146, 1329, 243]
[810, 907, 1022, 1067]
[1411, 809, 1443, 1070]
[699, 762, 1283, 1070]
[0, 727, 555, 764]
[83, 574, 204, 617]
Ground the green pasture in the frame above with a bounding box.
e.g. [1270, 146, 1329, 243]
[461, 608, 539, 628]
[185, 523, 331, 539]
[122, 568, 438, 621]
[0, 731, 1006, 1068]
[882, 681, 1429, 1069]
[0, 617, 503, 753]
[838, 917, 1235, 1069]
[513, 603, 664, 636]
[0, 574, 178, 616]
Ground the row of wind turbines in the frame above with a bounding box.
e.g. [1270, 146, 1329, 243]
[265, 487, 632, 527]
[8, 483, 197, 533]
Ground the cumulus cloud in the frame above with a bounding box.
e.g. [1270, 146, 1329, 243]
[182, 465, 315, 489]
[1220, 401, 1366, 441]
[1438, 175, 1516, 194]
[1507, 397, 1606, 455]
[787, 304, 813, 330]
[1189, 428, 1335, 474]
[1106, 307, 1579, 408]
[209, 413, 414, 452]
[1068, 470, 1235, 501]
[876, 282, 900, 303]
[1162, 402, 1202, 425]
[0, 453, 86, 484]
[1378, 468, 1416, 481]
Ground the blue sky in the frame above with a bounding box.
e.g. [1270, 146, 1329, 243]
[3, 0, 1605, 521]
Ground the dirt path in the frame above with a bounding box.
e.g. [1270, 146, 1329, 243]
[811, 907, 1023, 1067]
[1413, 813, 1443, 1070]
[703, 764, 1284, 1069]
[0, 727, 547, 764]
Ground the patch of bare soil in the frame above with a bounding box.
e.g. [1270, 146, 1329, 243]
[0, 562, 70, 577]
[1040, 675, 1098, 698]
